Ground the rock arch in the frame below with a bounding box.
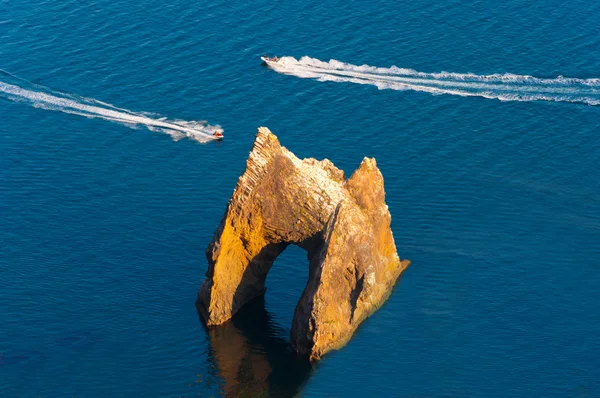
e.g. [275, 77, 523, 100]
[197, 127, 410, 360]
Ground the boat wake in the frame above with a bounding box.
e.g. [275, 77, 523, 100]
[268, 56, 600, 106]
[0, 71, 223, 143]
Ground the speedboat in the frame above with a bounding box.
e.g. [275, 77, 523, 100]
[261, 55, 281, 67]
[212, 131, 224, 140]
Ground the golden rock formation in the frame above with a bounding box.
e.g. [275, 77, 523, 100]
[198, 127, 410, 360]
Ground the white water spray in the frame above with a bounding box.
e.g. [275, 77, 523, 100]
[0, 71, 223, 143]
[267, 56, 600, 106]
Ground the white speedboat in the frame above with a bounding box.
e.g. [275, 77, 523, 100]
[261, 55, 281, 67]
[212, 131, 224, 140]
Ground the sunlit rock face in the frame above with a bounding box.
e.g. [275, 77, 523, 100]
[197, 127, 410, 360]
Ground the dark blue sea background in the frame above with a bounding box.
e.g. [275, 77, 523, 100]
[2, 0, 600, 396]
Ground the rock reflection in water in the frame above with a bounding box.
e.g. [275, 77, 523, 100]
[199, 296, 313, 397]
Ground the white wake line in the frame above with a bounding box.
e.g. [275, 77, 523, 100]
[289, 64, 598, 94]
[270, 57, 600, 105]
[283, 56, 600, 86]
[0, 81, 223, 143]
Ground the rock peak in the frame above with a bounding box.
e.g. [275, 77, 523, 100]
[198, 127, 410, 360]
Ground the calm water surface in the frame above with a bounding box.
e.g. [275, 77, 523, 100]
[1, 0, 599, 396]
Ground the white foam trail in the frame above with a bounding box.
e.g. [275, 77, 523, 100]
[0, 74, 223, 143]
[268, 56, 600, 106]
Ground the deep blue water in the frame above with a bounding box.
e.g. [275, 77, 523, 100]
[2, 0, 600, 396]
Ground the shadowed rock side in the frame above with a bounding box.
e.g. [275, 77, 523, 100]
[198, 127, 410, 360]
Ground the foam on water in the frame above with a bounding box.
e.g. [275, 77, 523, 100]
[269, 56, 600, 105]
[0, 71, 223, 143]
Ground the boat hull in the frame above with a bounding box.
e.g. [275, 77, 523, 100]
[261, 56, 280, 67]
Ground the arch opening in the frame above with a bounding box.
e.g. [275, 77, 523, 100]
[264, 244, 311, 332]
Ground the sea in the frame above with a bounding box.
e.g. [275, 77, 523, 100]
[1, 0, 599, 396]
